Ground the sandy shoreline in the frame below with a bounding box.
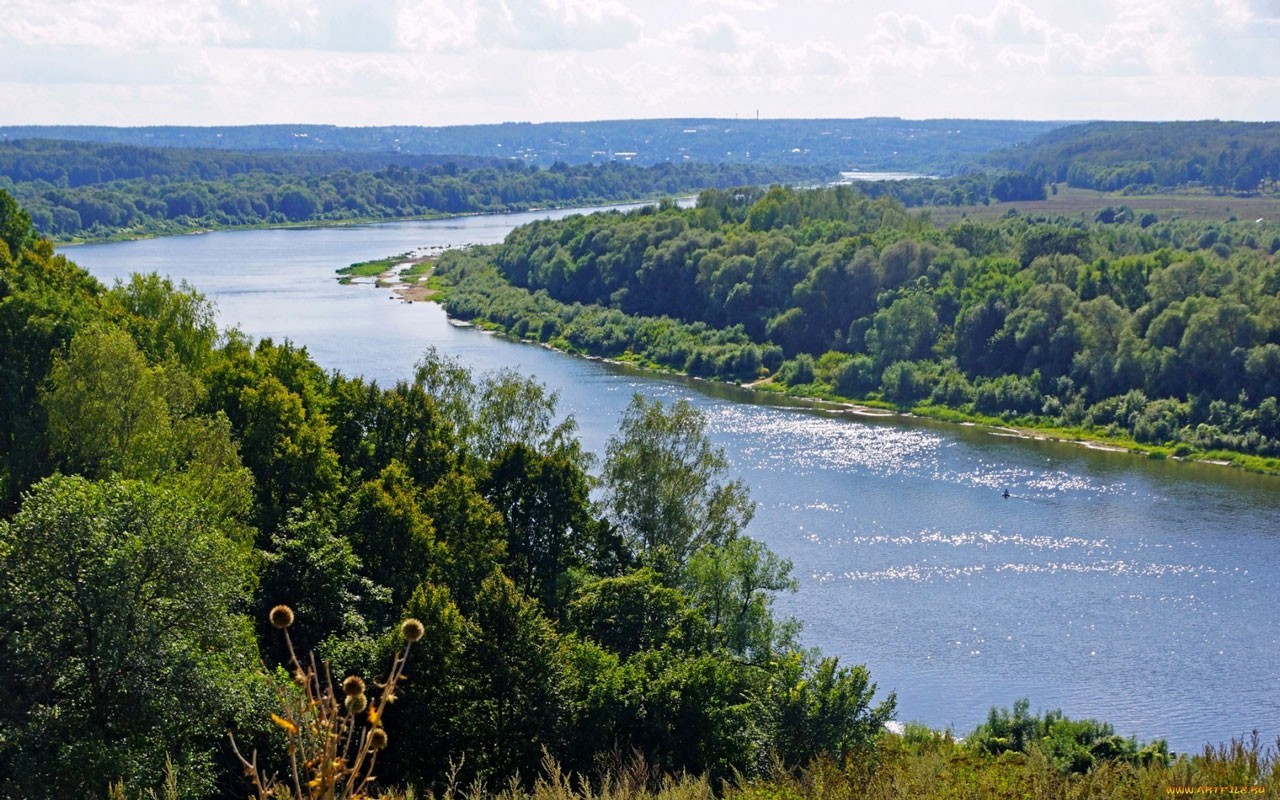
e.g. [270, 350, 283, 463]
[357, 250, 444, 304]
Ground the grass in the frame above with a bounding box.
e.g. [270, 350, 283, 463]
[928, 185, 1280, 225]
[337, 731, 1279, 800]
[336, 255, 412, 278]
[400, 259, 435, 283]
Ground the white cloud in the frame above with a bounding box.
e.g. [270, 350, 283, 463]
[691, 0, 777, 10]
[401, 0, 643, 52]
[1, 0, 1278, 124]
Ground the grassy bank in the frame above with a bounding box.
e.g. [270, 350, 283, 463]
[192, 731, 1273, 800]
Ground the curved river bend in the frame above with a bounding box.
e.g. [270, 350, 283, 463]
[66, 210, 1280, 752]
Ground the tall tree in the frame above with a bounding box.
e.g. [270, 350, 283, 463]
[0, 475, 260, 799]
[601, 395, 753, 571]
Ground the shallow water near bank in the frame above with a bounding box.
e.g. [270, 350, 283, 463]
[66, 209, 1280, 752]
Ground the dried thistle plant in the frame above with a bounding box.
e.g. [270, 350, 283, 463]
[230, 605, 423, 800]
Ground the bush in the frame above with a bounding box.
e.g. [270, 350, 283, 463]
[968, 699, 1169, 775]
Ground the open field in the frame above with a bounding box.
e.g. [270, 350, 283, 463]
[929, 185, 1280, 225]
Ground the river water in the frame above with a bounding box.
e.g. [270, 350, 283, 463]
[64, 209, 1280, 752]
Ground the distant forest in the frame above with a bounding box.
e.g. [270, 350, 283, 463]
[0, 138, 506, 185]
[0, 139, 834, 239]
[0, 118, 1064, 171]
[986, 121, 1280, 193]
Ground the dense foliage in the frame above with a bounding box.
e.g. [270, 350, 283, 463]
[986, 120, 1280, 193]
[0, 189, 895, 798]
[433, 184, 1280, 466]
[0, 142, 833, 240]
[843, 170, 1045, 209]
[0, 139, 501, 186]
[0, 118, 1063, 170]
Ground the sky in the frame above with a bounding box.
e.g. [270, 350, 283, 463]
[3, 0, 1280, 126]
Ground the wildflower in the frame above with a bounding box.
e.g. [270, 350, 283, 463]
[269, 604, 295, 629]
[367, 708, 380, 726]
[401, 618, 425, 642]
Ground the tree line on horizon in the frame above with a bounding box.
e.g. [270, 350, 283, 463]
[985, 120, 1280, 194]
[0, 139, 837, 240]
[0, 118, 1063, 170]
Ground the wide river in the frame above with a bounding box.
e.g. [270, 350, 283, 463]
[65, 208, 1280, 752]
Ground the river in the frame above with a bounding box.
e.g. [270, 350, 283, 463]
[64, 208, 1280, 753]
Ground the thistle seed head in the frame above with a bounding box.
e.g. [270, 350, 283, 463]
[269, 604, 295, 629]
[342, 675, 366, 697]
[401, 618, 425, 642]
[345, 694, 368, 715]
[368, 728, 389, 751]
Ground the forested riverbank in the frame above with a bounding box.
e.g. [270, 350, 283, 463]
[429, 184, 1280, 473]
[0, 139, 833, 241]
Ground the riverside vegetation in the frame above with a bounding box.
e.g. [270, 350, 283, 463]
[0, 139, 833, 241]
[431, 184, 1280, 472]
[1, 183, 1277, 800]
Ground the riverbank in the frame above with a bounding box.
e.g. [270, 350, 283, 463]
[55, 210, 461, 246]
[339, 249, 444, 303]
[420, 281, 1280, 477]
[52, 194, 700, 247]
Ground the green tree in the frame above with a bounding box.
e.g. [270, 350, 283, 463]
[205, 337, 340, 533]
[602, 395, 753, 570]
[380, 581, 474, 792]
[422, 470, 507, 608]
[327, 375, 457, 489]
[473, 368, 579, 461]
[567, 568, 705, 659]
[43, 322, 172, 480]
[413, 346, 477, 440]
[866, 292, 938, 369]
[0, 475, 261, 799]
[482, 442, 593, 613]
[0, 189, 33, 258]
[684, 537, 797, 660]
[457, 572, 565, 783]
[106, 273, 218, 369]
[256, 509, 388, 656]
[340, 461, 442, 616]
[757, 651, 896, 767]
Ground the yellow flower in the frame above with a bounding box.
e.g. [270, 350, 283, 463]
[271, 713, 299, 736]
[367, 708, 380, 726]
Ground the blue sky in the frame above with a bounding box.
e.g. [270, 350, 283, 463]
[3, 0, 1279, 125]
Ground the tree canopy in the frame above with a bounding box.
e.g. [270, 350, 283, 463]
[433, 184, 1280, 467]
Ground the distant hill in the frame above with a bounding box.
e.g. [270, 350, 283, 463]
[984, 120, 1280, 193]
[0, 118, 1066, 173]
